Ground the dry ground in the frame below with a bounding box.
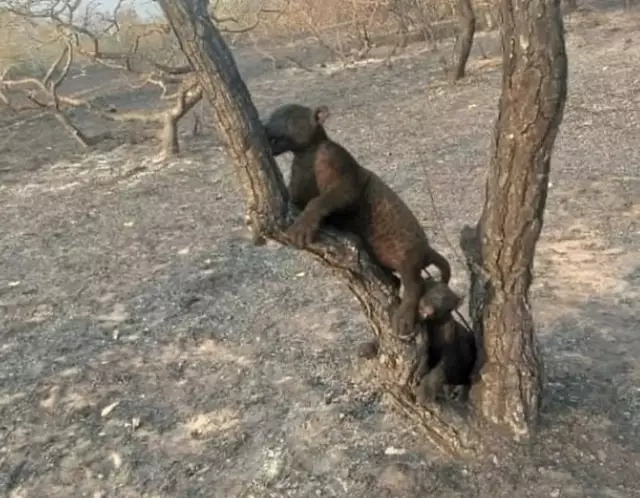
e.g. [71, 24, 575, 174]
[1, 8, 639, 498]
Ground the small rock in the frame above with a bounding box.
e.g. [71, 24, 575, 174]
[111, 452, 122, 470]
[384, 446, 407, 456]
[97, 303, 129, 323]
[101, 401, 120, 418]
[40, 386, 60, 412]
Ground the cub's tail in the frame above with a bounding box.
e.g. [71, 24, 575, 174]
[424, 247, 451, 284]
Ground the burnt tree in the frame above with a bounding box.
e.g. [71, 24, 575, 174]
[460, 0, 568, 438]
[157, 0, 567, 457]
[452, 0, 476, 81]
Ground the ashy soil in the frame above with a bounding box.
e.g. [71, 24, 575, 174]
[1, 8, 639, 498]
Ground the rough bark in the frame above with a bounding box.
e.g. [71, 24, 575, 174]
[460, 0, 568, 439]
[452, 0, 476, 81]
[157, 0, 483, 458]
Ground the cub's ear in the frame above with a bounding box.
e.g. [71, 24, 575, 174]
[314, 105, 330, 125]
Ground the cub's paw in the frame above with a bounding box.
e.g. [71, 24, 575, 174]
[415, 363, 446, 406]
[415, 378, 435, 406]
[286, 215, 319, 247]
[392, 306, 417, 341]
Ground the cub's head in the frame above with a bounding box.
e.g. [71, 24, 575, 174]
[262, 103, 329, 156]
[418, 278, 463, 320]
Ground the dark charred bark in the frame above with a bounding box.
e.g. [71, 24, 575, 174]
[452, 0, 476, 81]
[460, 0, 568, 439]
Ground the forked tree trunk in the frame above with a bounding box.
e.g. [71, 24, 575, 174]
[159, 86, 203, 159]
[452, 0, 476, 81]
[461, 0, 568, 438]
[157, 0, 483, 458]
[158, 0, 567, 457]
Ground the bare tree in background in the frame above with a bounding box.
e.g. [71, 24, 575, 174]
[0, 0, 279, 158]
[155, 0, 566, 457]
[0, 36, 103, 147]
[451, 0, 476, 80]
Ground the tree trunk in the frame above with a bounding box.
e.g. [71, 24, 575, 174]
[461, 0, 568, 439]
[452, 0, 476, 81]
